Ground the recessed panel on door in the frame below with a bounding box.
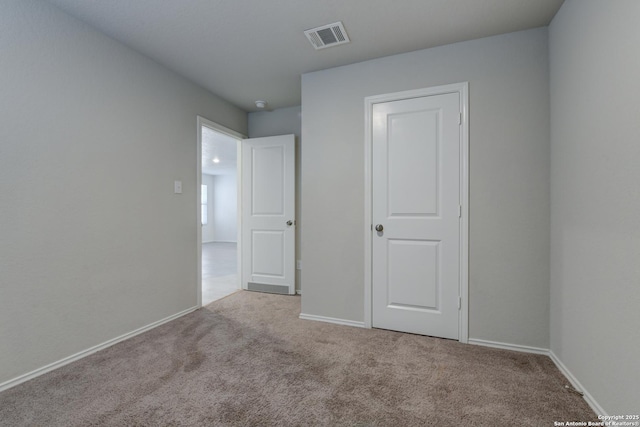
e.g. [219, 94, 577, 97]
[251, 230, 284, 277]
[251, 146, 284, 216]
[388, 109, 440, 217]
[387, 239, 439, 311]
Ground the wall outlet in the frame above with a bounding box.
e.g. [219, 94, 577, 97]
[296, 260, 302, 270]
[174, 180, 182, 194]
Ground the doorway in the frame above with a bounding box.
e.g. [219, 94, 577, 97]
[364, 83, 469, 342]
[197, 117, 245, 307]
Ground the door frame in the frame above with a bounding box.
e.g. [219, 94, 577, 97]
[197, 116, 247, 308]
[363, 82, 469, 343]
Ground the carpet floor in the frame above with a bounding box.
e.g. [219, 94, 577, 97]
[0, 291, 595, 426]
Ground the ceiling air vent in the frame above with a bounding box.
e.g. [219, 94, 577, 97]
[304, 21, 350, 50]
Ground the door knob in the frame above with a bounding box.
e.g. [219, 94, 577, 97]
[375, 224, 383, 232]
[286, 220, 293, 226]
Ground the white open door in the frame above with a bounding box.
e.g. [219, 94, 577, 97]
[241, 135, 295, 295]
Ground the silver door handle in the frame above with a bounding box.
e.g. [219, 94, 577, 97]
[286, 220, 293, 226]
[375, 224, 383, 232]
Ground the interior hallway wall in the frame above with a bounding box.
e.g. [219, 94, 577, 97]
[212, 174, 237, 242]
[301, 28, 550, 349]
[549, 0, 640, 413]
[248, 106, 302, 292]
[0, 0, 247, 386]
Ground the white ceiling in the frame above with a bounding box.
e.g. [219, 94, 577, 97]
[202, 127, 238, 176]
[44, 0, 564, 112]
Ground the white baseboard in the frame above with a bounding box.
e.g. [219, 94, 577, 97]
[468, 338, 549, 355]
[549, 351, 607, 416]
[0, 305, 199, 393]
[299, 313, 365, 328]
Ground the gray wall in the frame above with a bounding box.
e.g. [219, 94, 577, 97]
[0, 0, 247, 385]
[549, 0, 640, 413]
[248, 106, 302, 292]
[301, 28, 550, 348]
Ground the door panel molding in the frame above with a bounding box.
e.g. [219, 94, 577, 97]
[364, 83, 469, 343]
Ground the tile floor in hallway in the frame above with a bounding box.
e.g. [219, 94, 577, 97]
[202, 242, 239, 306]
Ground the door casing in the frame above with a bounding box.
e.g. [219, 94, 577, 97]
[363, 83, 469, 343]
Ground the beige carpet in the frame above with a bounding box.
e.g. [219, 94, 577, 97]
[0, 291, 595, 426]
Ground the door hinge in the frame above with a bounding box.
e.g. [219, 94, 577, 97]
[458, 205, 462, 218]
[458, 113, 463, 125]
[458, 297, 462, 310]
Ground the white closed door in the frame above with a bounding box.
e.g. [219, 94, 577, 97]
[372, 92, 461, 339]
[241, 135, 295, 295]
